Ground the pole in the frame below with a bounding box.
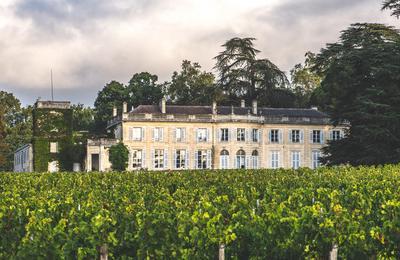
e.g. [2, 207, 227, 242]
[51, 69, 54, 101]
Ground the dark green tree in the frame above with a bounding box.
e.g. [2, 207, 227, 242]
[167, 60, 220, 105]
[0, 107, 9, 169]
[0, 91, 32, 171]
[126, 72, 163, 108]
[109, 142, 129, 171]
[214, 37, 292, 107]
[93, 81, 126, 135]
[290, 52, 322, 107]
[313, 23, 400, 166]
[382, 0, 400, 17]
[71, 104, 95, 132]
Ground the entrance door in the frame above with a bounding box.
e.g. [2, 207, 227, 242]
[91, 154, 99, 171]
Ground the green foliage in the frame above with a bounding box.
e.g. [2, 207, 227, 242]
[167, 60, 220, 105]
[32, 138, 50, 172]
[382, 0, 400, 17]
[127, 72, 164, 108]
[1, 166, 400, 258]
[214, 37, 293, 107]
[108, 143, 129, 171]
[71, 103, 95, 132]
[0, 91, 32, 171]
[312, 23, 400, 166]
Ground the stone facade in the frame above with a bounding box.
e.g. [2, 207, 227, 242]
[86, 100, 345, 171]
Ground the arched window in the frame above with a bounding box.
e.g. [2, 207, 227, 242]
[236, 150, 246, 169]
[220, 150, 229, 169]
[251, 150, 259, 169]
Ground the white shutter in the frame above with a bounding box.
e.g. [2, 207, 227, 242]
[279, 130, 283, 144]
[196, 129, 199, 143]
[218, 129, 221, 142]
[245, 129, 249, 142]
[185, 149, 189, 169]
[228, 128, 231, 142]
[269, 130, 272, 144]
[152, 128, 155, 141]
[182, 128, 186, 142]
[206, 128, 210, 142]
[258, 129, 262, 143]
[234, 156, 237, 169]
[207, 150, 212, 169]
[141, 127, 145, 141]
[142, 150, 146, 169]
[300, 130, 304, 143]
[245, 156, 250, 169]
[173, 128, 176, 142]
[288, 130, 292, 143]
[320, 131, 324, 144]
[151, 149, 155, 169]
[160, 128, 164, 142]
[310, 130, 313, 144]
[164, 149, 168, 169]
[173, 149, 177, 169]
[340, 130, 344, 139]
[194, 151, 198, 169]
[329, 130, 333, 141]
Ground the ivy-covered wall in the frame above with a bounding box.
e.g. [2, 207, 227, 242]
[32, 107, 73, 172]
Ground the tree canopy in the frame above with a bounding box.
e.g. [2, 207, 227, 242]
[382, 0, 400, 17]
[109, 142, 129, 171]
[313, 23, 400, 166]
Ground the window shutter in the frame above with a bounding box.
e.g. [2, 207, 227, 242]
[329, 130, 333, 141]
[164, 149, 168, 169]
[151, 149, 155, 169]
[129, 127, 133, 140]
[152, 128, 155, 141]
[269, 130, 272, 143]
[196, 129, 199, 143]
[207, 150, 212, 169]
[234, 156, 237, 169]
[185, 149, 189, 169]
[245, 129, 249, 142]
[160, 128, 164, 142]
[245, 156, 250, 169]
[173, 128, 177, 142]
[142, 150, 146, 169]
[288, 130, 292, 143]
[300, 130, 304, 143]
[258, 129, 262, 143]
[206, 128, 210, 142]
[340, 130, 344, 139]
[218, 129, 221, 142]
[279, 130, 283, 144]
[194, 151, 198, 169]
[173, 149, 177, 169]
[182, 128, 186, 142]
[320, 131, 324, 144]
[141, 127, 145, 141]
[228, 128, 231, 142]
[310, 130, 313, 144]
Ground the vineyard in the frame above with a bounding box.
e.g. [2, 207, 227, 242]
[1, 166, 400, 259]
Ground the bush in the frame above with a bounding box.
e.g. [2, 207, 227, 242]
[108, 143, 128, 171]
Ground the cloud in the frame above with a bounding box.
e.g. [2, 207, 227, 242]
[0, 0, 397, 106]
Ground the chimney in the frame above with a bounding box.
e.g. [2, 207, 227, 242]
[212, 101, 217, 115]
[240, 99, 245, 108]
[123, 102, 127, 113]
[252, 100, 258, 115]
[112, 106, 117, 117]
[311, 106, 318, 111]
[160, 97, 166, 114]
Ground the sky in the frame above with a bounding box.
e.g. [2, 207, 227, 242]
[0, 0, 398, 107]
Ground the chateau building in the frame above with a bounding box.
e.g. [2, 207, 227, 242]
[86, 99, 345, 171]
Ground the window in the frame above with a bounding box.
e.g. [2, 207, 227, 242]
[176, 128, 185, 142]
[237, 128, 245, 142]
[153, 127, 164, 142]
[271, 151, 280, 169]
[312, 130, 322, 144]
[196, 150, 210, 169]
[154, 149, 164, 169]
[331, 130, 341, 141]
[197, 128, 208, 142]
[220, 128, 229, 142]
[252, 129, 259, 142]
[312, 150, 321, 169]
[220, 150, 229, 169]
[291, 151, 301, 169]
[175, 150, 187, 169]
[132, 150, 143, 169]
[236, 150, 246, 169]
[251, 150, 259, 169]
[270, 129, 279, 143]
[131, 127, 143, 141]
[50, 142, 58, 153]
[290, 130, 301, 143]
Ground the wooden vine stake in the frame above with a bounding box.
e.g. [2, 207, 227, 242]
[329, 244, 338, 260]
[99, 244, 108, 260]
[219, 244, 225, 260]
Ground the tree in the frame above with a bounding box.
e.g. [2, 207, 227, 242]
[93, 81, 126, 135]
[290, 52, 322, 107]
[214, 37, 291, 107]
[109, 142, 129, 171]
[313, 23, 400, 166]
[71, 104, 95, 132]
[167, 60, 220, 105]
[0, 107, 9, 168]
[0, 91, 32, 171]
[382, 0, 400, 17]
[126, 72, 163, 108]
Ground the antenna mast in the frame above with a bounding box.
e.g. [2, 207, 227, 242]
[51, 69, 54, 101]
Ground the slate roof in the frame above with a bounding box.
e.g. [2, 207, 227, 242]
[130, 105, 328, 118]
